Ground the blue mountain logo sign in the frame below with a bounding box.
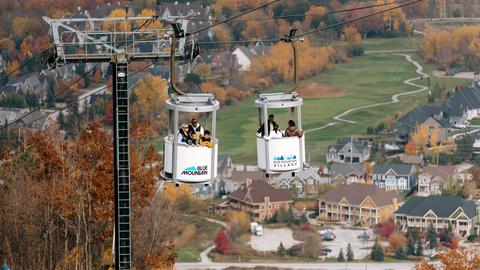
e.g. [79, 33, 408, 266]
[181, 165, 208, 176]
[272, 154, 298, 168]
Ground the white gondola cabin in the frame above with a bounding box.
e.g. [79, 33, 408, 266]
[255, 92, 305, 175]
[162, 93, 219, 185]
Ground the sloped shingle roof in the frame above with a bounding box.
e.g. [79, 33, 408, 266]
[373, 164, 415, 175]
[318, 183, 400, 207]
[395, 195, 477, 219]
[228, 180, 293, 204]
[329, 138, 364, 152]
[420, 165, 456, 181]
[331, 163, 364, 177]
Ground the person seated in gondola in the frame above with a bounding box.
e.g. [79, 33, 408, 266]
[188, 118, 204, 144]
[256, 114, 275, 137]
[285, 120, 303, 138]
[267, 123, 284, 139]
[200, 130, 213, 148]
[178, 123, 194, 145]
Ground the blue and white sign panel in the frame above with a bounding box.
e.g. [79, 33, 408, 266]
[268, 137, 301, 172]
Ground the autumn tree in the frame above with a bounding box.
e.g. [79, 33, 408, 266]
[377, 218, 395, 238]
[0, 122, 164, 269]
[131, 75, 168, 126]
[343, 26, 363, 57]
[102, 8, 134, 32]
[227, 211, 250, 233]
[388, 233, 407, 253]
[5, 60, 20, 77]
[200, 82, 226, 104]
[405, 138, 418, 155]
[214, 231, 230, 254]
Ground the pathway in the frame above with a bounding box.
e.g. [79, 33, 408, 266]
[305, 53, 428, 133]
[184, 215, 227, 263]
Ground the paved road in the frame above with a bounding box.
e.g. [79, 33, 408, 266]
[305, 53, 428, 133]
[175, 262, 419, 270]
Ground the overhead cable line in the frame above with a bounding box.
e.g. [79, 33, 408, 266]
[58, 0, 423, 47]
[198, 0, 423, 45]
[0, 46, 55, 82]
[0, 62, 154, 135]
[187, 0, 280, 36]
[296, 0, 424, 38]
[190, 0, 413, 22]
[0, 64, 99, 133]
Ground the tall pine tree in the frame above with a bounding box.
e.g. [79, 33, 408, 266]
[337, 248, 345, 262]
[427, 224, 438, 249]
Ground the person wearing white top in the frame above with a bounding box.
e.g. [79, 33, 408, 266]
[266, 123, 284, 139]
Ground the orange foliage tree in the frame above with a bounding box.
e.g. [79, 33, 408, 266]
[415, 248, 480, 270]
[0, 123, 171, 269]
[200, 82, 226, 104]
[422, 26, 480, 70]
[246, 41, 334, 89]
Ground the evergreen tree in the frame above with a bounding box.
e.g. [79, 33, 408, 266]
[25, 92, 39, 108]
[46, 78, 55, 108]
[84, 75, 90, 88]
[277, 242, 286, 257]
[370, 240, 384, 261]
[286, 207, 294, 225]
[337, 248, 345, 262]
[427, 224, 438, 249]
[407, 236, 415, 256]
[346, 243, 354, 261]
[394, 246, 405, 259]
[299, 214, 308, 225]
[415, 239, 424, 256]
[442, 222, 453, 243]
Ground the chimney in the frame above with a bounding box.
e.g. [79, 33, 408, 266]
[245, 178, 253, 188]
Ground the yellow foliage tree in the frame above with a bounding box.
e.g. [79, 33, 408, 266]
[102, 8, 134, 32]
[247, 41, 334, 89]
[405, 138, 418, 155]
[411, 124, 429, 154]
[163, 182, 193, 205]
[200, 82, 226, 104]
[137, 9, 163, 29]
[304, 6, 326, 29]
[6, 60, 20, 76]
[388, 233, 406, 252]
[132, 75, 168, 121]
[375, 0, 408, 32]
[194, 63, 212, 81]
[227, 211, 250, 232]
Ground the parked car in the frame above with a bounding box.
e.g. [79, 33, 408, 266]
[319, 249, 329, 256]
[357, 231, 370, 241]
[320, 247, 332, 253]
[321, 232, 335, 241]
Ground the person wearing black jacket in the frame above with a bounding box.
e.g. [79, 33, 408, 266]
[257, 114, 275, 137]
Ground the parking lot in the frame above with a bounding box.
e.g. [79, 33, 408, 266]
[248, 228, 302, 252]
[320, 227, 373, 260]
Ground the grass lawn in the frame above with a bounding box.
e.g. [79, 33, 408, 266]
[362, 36, 422, 51]
[469, 119, 480, 126]
[175, 215, 224, 262]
